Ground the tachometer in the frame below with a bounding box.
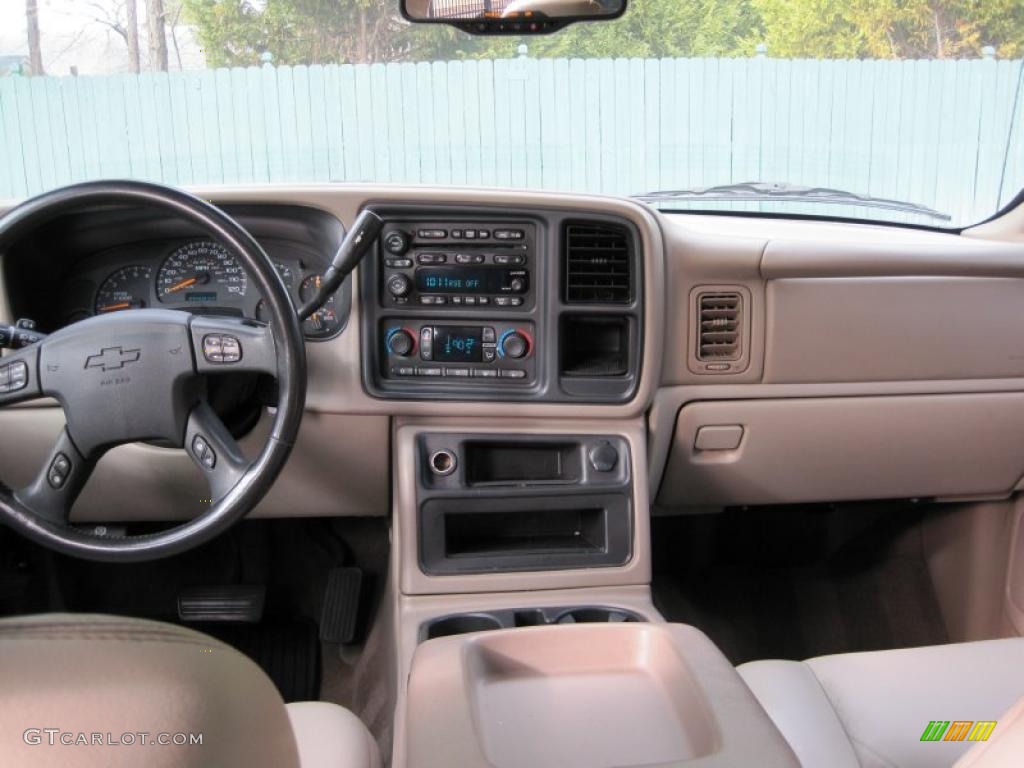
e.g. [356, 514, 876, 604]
[156, 241, 247, 305]
[94, 265, 153, 314]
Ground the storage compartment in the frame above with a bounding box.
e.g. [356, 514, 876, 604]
[420, 493, 632, 574]
[559, 315, 630, 377]
[403, 624, 799, 768]
[446, 508, 605, 557]
[463, 440, 580, 486]
[658, 393, 1024, 508]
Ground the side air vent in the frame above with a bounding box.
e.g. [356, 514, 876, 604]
[697, 292, 742, 360]
[564, 222, 632, 304]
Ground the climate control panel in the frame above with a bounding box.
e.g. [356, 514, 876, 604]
[380, 321, 536, 383]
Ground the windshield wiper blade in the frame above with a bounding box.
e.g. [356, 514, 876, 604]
[632, 182, 952, 222]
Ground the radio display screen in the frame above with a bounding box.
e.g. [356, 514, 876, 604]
[433, 326, 483, 363]
[417, 266, 497, 294]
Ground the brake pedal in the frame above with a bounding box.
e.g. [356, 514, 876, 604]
[320, 567, 362, 644]
[178, 585, 265, 623]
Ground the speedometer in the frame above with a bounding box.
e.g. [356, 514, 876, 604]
[156, 241, 248, 305]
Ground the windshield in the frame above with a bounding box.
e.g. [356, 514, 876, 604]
[2, 1, 1022, 228]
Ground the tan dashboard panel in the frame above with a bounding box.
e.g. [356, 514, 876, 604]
[657, 393, 1024, 509]
[764, 277, 1024, 383]
[0, 407, 389, 521]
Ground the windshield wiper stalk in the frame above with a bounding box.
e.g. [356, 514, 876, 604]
[632, 182, 952, 222]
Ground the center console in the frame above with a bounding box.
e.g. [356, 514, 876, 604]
[361, 207, 643, 402]
[398, 623, 799, 768]
[415, 433, 633, 575]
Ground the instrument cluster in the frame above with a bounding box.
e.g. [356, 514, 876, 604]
[64, 238, 344, 339]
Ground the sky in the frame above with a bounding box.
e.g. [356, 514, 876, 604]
[0, 0, 205, 75]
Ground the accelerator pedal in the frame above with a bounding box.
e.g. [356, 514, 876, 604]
[319, 566, 363, 644]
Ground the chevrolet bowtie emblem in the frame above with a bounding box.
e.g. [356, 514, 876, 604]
[85, 346, 141, 372]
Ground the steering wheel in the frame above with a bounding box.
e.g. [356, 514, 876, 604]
[0, 181, 307, 562]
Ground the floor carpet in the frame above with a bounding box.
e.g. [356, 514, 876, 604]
[651, 505, 949, 665]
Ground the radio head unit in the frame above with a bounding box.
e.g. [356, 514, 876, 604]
[379, 222, 536, 310]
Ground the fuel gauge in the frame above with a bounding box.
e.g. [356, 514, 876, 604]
[299, 274, 342, 338]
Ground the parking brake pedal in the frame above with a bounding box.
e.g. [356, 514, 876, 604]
[319, 567, 362, 644]
[178, 585, 265, 623]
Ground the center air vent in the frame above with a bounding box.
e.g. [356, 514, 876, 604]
[697, 292, 742, 360]
[564, 222, 632, 304]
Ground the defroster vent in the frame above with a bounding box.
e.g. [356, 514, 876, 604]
[564, 222, 632, 303]
[697, 292, 742, 360]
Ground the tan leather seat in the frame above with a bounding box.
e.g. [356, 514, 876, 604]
[0, 613, 381, 768]
[737, 638, 1024, 768]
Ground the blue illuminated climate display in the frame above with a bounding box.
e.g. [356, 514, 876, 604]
[434, 326, 483, 363]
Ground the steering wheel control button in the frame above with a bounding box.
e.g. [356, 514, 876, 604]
[0, 361, 28, 393]
[191, 435, 217, 469]
[202, 334, 242, 364]
[47, 453, 72, 489]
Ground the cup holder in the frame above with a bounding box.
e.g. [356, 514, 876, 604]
[555, 608, 639, 624]
[426, 614, 502, 640]
[421, 605, 644, 642]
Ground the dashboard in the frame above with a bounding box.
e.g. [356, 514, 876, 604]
[3, 183, 1024, 526]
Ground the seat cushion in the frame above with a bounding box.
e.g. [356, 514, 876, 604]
[0, 613, 301, 767]
[286, 702, 382, 768]
[738, 638, 1024, 768]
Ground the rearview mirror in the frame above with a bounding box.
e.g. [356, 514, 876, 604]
[402, 0, 627, 35]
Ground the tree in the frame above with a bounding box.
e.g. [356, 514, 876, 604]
[83, 1, 143, 73]
[25, 0, 45, 76]
[753, 0, 1024, 59]
[147, 0, 170, 70]
[478, 0, 764, 59]
[182, 0, 442, 66]
[182, 0, 1024, 64]
[127, 0, 141, 73]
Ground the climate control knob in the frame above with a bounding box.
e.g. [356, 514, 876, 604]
[499, 331, 530, 360]
[387, 329, 415, 357]
[386, 274, 412, 298]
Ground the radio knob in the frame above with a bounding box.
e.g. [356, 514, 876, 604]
[387, 274, 412, 298]
[509, 277, 526, 293]
[387, 329, 415, 357]
[500, 331, 530, 360]
[384, 231, 410, 255]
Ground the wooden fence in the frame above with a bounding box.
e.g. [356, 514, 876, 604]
[1, 55, 1022, 225]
